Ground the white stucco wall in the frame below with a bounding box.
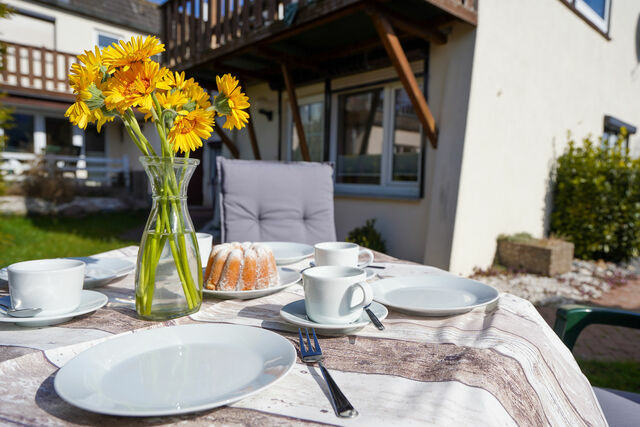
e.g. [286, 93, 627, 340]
[449, 0, 640, 275]
[3, 0, 154, 54]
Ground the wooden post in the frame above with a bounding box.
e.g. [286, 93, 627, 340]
[214, 122, 240, 158]
[369, 10, 438, 148]
[247, 112, 261, 160]
[281, 62, 311, 161]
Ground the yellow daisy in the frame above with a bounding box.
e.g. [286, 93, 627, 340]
[163, 71, 195, 91]
[214, 74, 250, 130]
[65, 98, 113, 131]
[77, 46, 104, 70]
[156, 90, 189, 111]
[186, 83, 211, 109]
[168, 109, 214, 153]
[102, 35, 164, 71]
[104, 61, 171, 113]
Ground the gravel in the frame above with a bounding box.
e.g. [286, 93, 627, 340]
[470, 259, 639, 307]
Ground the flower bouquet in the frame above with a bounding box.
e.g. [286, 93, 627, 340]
[65, 36, 249, 319]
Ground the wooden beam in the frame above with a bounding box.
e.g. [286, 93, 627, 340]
[247, 110, 261, 160]
[369, 10, 438, 149]
[281, 62, 311, 161]
[376, 4, 447, 45]
[255, 46, 321, 72]
[214, 122, 240, 158]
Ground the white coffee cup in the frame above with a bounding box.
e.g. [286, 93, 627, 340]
[7, 259, 85, 316]
[303, 266, 373, 324]
[196, 233, 213, 267]
[314, 242, 374, 268]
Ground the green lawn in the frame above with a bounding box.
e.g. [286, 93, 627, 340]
[0, 212, 147, 266]
[578, 359, 640, 393]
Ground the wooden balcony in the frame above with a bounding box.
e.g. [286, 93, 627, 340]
[162, 0, 477, 74]
[162, 0, 477, 157]
[0, 40, 77, 102]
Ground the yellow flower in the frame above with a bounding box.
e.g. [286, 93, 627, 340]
[163, 71, 195, 91]
[102, 35, 164, 71]
[77, 46, 104, 70]
[168, 109, 214, 153]
[104, 61, 170, 113]
[65, 98, 113, 131]
[156, 90, 189, 111]
[215, 74, 250, 130]
[187, 83, 211, 109]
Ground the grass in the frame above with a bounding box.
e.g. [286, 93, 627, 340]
[577, 359, 640, 392]
[0, 212, 148, 266]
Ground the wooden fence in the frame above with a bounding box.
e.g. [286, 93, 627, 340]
[0, 152, 130, 188]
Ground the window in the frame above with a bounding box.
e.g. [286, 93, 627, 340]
[392, 88, 421, 182]
[565, 0, 611, 33]
[336, 88, 384, 185]
[332, 83, 423, 198]
[85, 124, 106, 157]
[289, 99, 324, 162]
[97, 32, 120, 49]
[45, 117, 75, 154]
[603, 115, 636, 148]
[4, 113, 34, 152]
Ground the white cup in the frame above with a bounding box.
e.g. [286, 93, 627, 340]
[196, 233, 213, 267]
[303, 266, 373, 324]
[314, 242, 374, 268]
[7, 259, 85, 316]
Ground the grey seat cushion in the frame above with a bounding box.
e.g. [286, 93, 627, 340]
[593, 387, 640, 427]
[217, 158, 336, 245]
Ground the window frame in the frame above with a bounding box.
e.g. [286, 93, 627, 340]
[329, 82, 423, 199]
[94, 29, 123, 50]
[563, 0, 612, 36]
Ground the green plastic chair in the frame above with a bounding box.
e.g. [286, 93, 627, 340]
[554, 305, 640, 427]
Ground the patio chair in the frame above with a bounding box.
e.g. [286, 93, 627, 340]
[216, 158, 336, 245]
[554, 305, 640, 427]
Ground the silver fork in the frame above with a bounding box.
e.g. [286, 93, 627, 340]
[298, 328, 358, 418]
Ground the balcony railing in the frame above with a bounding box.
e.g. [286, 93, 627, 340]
[163, 0, 477, 69]
[163, 0, 291, 68]
[0, 40, 77, 99]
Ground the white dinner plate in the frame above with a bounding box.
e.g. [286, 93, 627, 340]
[371, 275, 499, 316]
[54, 324, 296, 417]
[279, 299, 388, 335]
[0, 290, 108, 327]
[261, 242, 314, 265]
[0, 257, 135, 288]
[203, 267, 301, 299]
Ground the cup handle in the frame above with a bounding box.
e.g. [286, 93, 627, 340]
[350, 282, 373, 310]
[358, 248, 374, 268]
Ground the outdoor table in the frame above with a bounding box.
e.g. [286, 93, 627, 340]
[0, 246, 606, 426]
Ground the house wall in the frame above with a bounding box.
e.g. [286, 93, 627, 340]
[449, 0, 640, 274]
[2, 0, 153, 53]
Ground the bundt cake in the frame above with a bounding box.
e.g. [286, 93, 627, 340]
[204, 242, 279, 291]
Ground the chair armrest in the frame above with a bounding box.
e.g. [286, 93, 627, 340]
[554, 305, 640, 351]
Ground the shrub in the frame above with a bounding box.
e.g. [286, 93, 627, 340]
[22, 157, 75, 204]
[346, 218, 387, 253]
[550, 131, 640, 261]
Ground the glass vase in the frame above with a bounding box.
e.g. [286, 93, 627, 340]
[135, 156, 202, 320]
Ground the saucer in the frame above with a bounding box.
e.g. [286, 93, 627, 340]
[279, 299, 388, 335]
[0, 290, 108, 327]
